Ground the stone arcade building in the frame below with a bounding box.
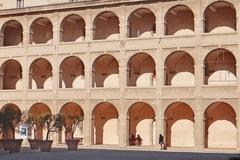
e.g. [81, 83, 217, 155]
[0, 0, 239, 151]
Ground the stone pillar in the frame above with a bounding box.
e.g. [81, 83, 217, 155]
[237, 111, 240, 151]
[22, 31, 29, 46]
[119, 63, 127, 147]
[118, 112, 126, 147]
[84, 10, 92, 42]
[156, 4, 164, 36]
[119, 6, 127, 39]
[83, 113, 91, 146]
[194, 100, 204, 150]
[52, 13, 60, 44]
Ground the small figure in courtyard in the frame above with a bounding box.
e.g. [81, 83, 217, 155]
[159, 134, 164, 150]
[129, 134, 137, 145]
[136, 134, 142, 146]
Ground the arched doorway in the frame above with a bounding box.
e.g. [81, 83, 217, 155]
[60, 14, 85, 42]
[127, 102, 155, 146]
[59, 102, 84, 143]
[165, 5, 194, 35]
[59, 56, 85, 88]
[127, 8, 156, 38]
[0, 20, 23, 46]
[164, 102, 195, 147]
[93, 11, 119, 40]
[203, 1, 236, 33]
[28, 103, 51, 140]
[127, 53, 156, 87]
[204, 102, 237, 148]
[164, 51, 194, 86]
[30, 17, 53, 44]
[29, 58, 53, 89]
[0, 59, 22, 89]
[92, 102, 119, 145]
[204, 48, 236, 85]
[92, 54, 119, 88]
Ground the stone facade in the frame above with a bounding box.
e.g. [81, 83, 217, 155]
[0, 0, 239, 151]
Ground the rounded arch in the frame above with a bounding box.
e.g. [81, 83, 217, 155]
[127, 102, 155, 146]
[60, 14, 85, 42]
[59, 102, 84, 141]
[1, 103, 22, 139]
[92, 102, 119, 145]
[165, 5, 194, 35]
[204, 101, 237, 148]
[203, 1, 236, 33]
[93, 11, 120, 40]
[164, 102, 195, 147]
[0, 59, 22, 90]
[92, 54, 119, 88]
[127, 8, 156, 38]
[164, 51, 195, 86]
[30, 17, 53, 44]
[204, 48, 236, 85]
[29, 58, 53, 89]
[59, 56, 85, 88]
[28, 103, 52, 140]
[127, 53, 156, 87]
[1, 20, 23, 46]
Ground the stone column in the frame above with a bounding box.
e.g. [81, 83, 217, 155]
[119, 6, 127, 39]
[194, 99, 204, 150]
[119, 63, 127, 146]
[237, 114, 240, 151]
[84, 10, 92, 42]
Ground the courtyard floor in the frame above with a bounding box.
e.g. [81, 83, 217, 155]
[0, 148, 240, 160]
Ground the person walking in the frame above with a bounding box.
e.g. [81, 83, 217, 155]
[159, 134, 164, 150]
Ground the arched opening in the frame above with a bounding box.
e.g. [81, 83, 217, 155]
[59, 56, 85, 88]
[1, 103, 21, 139]
[0, 20, 23, 46]
[127, 53, 156, 87]
[204, 48, 236, 85]
[92, 102, 119, 145]
[60, 14, 85, 42]
[127, 8, 156, 38]
[164, 51, 194, 86]
[165, 5, 194, 35]
[0, 59, 22, 90]
[204, 102, 237, 148]
[164, 102, 194, 147]
[93, 11, 119, 40]
[29, 58, 53, 89]
[30, 17, 53, 44]
[28, 103, 51, 140]
[59, 102, 84, 142]
[92, 54, 119, 88]
[203, 1, 236, 33]
[128, 102, 155, 146]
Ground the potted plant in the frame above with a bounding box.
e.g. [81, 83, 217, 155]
[21, 112, 41, 150]
[64, 114, 83, 151]
[38, 113, 64, 152]
[1, 107, 22, 153]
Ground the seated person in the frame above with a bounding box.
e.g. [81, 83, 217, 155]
[136, 134, 142, 146]
[129, 134, 137, 145]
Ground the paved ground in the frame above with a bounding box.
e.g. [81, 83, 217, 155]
[0, 148, 240, 160]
